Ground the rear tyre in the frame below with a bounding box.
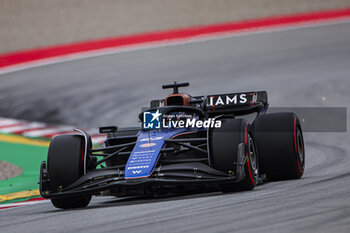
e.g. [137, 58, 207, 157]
[211, 118, 258, 193]
[252, 112, 305, 180]
[47, 135, 91, 209]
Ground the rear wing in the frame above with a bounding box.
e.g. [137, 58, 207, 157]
[204, 91, 268, 115]
[149, 91, 268, 116]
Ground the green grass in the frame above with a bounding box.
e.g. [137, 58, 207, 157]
[0, 140, 48, 196]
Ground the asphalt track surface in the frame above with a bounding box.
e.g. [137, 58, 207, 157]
[1, 22, 350, 233]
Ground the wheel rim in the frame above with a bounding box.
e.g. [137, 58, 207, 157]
[296, 128, 305, 166]
[248, 137, 258, 180]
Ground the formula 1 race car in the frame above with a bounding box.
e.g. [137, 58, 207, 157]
[39, 82, 305, 209]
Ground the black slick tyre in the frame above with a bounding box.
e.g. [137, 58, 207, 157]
[47, 134, 91, 209]
[253, 112, 305, 180]
[210, 118, 258, 192]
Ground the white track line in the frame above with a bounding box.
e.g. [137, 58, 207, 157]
[0, 119, 23, 126]
[22, 127, 73, 137]
[0, 199, 50, 210]
[0, 123, 46, 133]
[0, 117, 106, 143]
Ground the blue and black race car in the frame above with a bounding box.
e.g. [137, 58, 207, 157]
[39, 82, 305, 209]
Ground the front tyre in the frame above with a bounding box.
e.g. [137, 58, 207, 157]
[47, 135, 91, 209]
[210, 118, 258, 192]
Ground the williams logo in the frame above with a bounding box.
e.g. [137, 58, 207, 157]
[207, 94, 248, 107]
[143, 110, 161, 129]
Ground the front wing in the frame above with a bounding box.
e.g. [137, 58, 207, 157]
[40, 161, 246, 198]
